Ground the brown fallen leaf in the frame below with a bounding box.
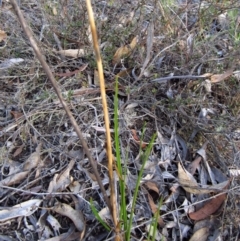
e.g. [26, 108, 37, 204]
[189, 180, 230, 221]
[13, 144, 24, 157]
[144, 181, 159, 194]
[186, 155, 202, 175]
[147, 193, 165, 227]
[10, 111, 23, 120]
[113, 36, 138, 65]
[131, 129, 148, 148]
[210, 68, 234, 83]
[0, 30, 7, 41]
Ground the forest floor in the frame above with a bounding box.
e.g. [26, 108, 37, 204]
[0, 0, 240, 240]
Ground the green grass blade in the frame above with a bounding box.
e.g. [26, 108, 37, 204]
[150, 196, 163, 241]
[90, 198, 111, 231]
[126, 132, 156, 240]
[114, 78, 127, 234]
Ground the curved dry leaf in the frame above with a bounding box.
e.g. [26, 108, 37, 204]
[178, 162, 227, 195]
[23, 143, 42, 171]
[178, 162, 199, 194]
[210, 68, 233, 83]
[189, 227, 209, 241]
[189, 180, 230, 221]
[0, 171, 29, 186]
[53, 202, 84, 232]
[187, 155, 202, 175]
[47, 215, 61, 234]
[0, 199, 42, 222]
[48, 159, 75, 193]
[112, 36, 138, 65]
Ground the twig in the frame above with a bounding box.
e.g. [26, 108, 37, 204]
[9, 0, 111, 210]
[85, 0, 118, 233]
[151, 74, 208, 83]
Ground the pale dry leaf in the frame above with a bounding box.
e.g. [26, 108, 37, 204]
[178, 162, 199, 194]
[57, 49, 85, 58]
[138, 22, 154, 79]
[181, 198, 195, 214]
[69, 181, 81, 193]
[52, 6, 57, 15]
[48, 159, 75, 193]
[13, 144, 24, 157]
[0, 58, 24, 69]
[94, 69, 100, 86]
[187, 142, 207, 175]
[1, 159, 21, 176]
[22, 143, 42, 171]
[229, 169, 240, 177]
[196, 142, 208, 160]
[0, 199, 42, 222]
[53, 202, 84, 232]
[98, 207, 111, 221]
[210, 68, 233, 83]
[0, 30, 7, 41]
[112, 36, 138, 65]
[186, 33, 194, 58]
[48, 160, 75, 193]
[46, 215, 61, 235]
[189, 227, 210, 241]
[0, 171, 29, 186]
[86, 25, 93, 45]
[203, 79, 212, 92]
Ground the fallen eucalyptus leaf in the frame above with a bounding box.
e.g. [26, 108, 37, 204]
[48, 159, 75, 193]
[189, 227, 209, 241]
[52, 202, 84, 232]
[0, 199, 42, 222]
